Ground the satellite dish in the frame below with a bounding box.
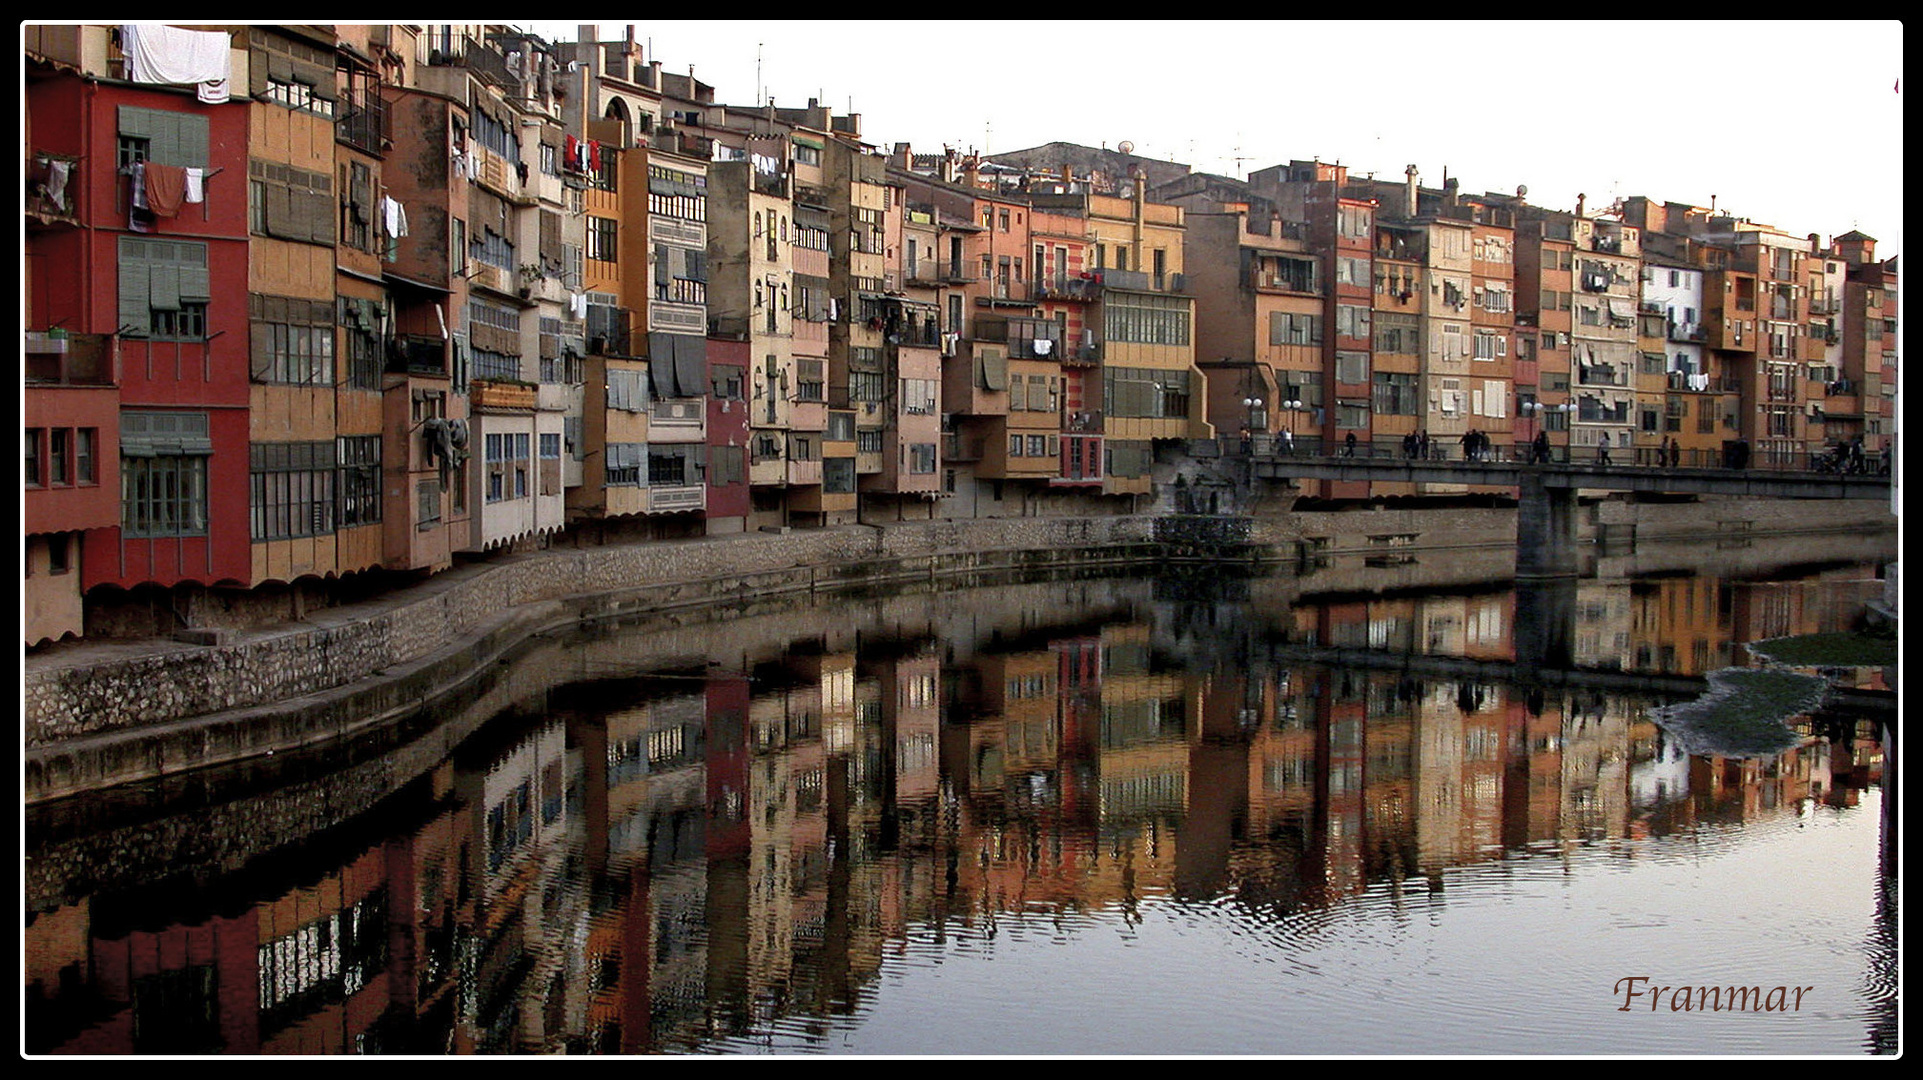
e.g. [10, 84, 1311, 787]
[1118, 140, 1134, 154]
[1517, 184, 1528, 197]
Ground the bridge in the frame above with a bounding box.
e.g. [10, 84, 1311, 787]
[1237, 452, 1893, 579]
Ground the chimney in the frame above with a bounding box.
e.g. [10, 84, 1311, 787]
[894, 142, 913, 170]
[963, 155, 981, 190]
[1576, 192, 1587, 219]
[1404, 164, 1418, 219]
[1808, 232, 1823, 255]
[1443, 175, 1459, 211]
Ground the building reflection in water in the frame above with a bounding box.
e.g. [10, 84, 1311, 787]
[24, 564, 1889, 1055]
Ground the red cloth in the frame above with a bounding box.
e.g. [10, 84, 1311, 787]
[144, 162, 187, 217]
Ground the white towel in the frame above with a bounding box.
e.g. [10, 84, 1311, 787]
[122, 24, 232, 102]
[183, 166, 204, 204]
[382, 196, 409, 239]
[46, 159, 71, 210]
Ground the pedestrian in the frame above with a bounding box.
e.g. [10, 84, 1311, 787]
[1656, 440, 1668, 468]
[1417, 430, 1429, 460]
[1533, 429, 1550, 465]
[1668, 437, 1680, 468]
[1460, 430, 1474, 462]
[1596, 440, 1612, 467]
[1282, 427, 1294, 455]
[1344, 431, 1357, 457]
[1403, 431, 1417, 459]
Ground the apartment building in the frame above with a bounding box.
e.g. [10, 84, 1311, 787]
[25, 24, 255, 643]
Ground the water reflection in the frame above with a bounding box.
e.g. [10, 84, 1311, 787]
[24, 562, 1892, 1055]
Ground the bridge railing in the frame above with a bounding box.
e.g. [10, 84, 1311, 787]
[1220, 436, 1892, 476]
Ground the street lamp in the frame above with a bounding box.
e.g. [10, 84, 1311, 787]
[1278, 398, 1302, 454]
[1242, 395, 1265, 451]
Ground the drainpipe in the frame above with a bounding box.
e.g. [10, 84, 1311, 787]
[1132, 168, 1146, 270]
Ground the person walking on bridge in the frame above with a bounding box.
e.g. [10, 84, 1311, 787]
[1533, 429, 1550, 464]
[1595, 440, 1612, 467]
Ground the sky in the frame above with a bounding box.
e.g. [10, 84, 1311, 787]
[523, 19, 1903, 260]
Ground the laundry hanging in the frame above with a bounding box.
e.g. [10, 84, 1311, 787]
[144, 162, 188, 217]
[121, 24, 232, 103]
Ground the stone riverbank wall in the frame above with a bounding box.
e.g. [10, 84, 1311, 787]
[23, 499, 1894, 802]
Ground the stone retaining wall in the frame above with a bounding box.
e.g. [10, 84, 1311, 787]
[23, 516, 1154, 747]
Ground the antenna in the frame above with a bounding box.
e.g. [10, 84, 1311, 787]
[756, 43, 762, 107]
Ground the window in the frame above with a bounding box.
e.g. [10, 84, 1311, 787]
[823, 457, 856, 493]
[338, 296, 383, 389]
[471, 226, 515, 271]
[1335, 304, 1371, 341]
[121, 412, 211, 538]
[646, 165, 706, 221]
[417, 479, 442, 528]
[265, 76, 335, 118]
[250, 441, 336, 540]
[587, 216, 618, 263]
[857, 429, 884, 453]
[851, 371, 887, 403]
[999, 208, 1010, 232]
[248, 159, 335, 245]
[1372, 372, 1419, 416]
[250, 295, 336, 385]
[1270, 311, 1322, 346]
[901, 378, 937, 415]
[336, 435, 381, 528]
[796, 359, 825, 402]
[26, 429, 42, 488]
[119, 238, 212, 340]
[1105, 293, 1191, 346]
[1473, 330, 1506, 360]
[485, 431, 532, 502]
[47, 534, 71, 575]
[339, 161, 375, 253]
[76, 429, 97, 485]
[1335, 351, 1369, 384]
[908, 443, 937, 474]
[116, 106, 208, 169]
[604, 443, 644, 487]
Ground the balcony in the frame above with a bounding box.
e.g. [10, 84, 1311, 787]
[941, 262, 979, 284]
[1034, 276, 1099, 302]
[751, 169, 788, 198]
[336, 95, 387, 157]
[387, 333, 447, 376]
[1666, 321, 1706, 343]
[1808, 294, 1841, 315]
[942, 432, 984, 462]
[1064, 409, 1103, 433]
[650, 397, 705, 432]
[470, 379, 536, 412]
[25, 332, 116, 386]
[647, 485, 705, 513]
[26, 153, 79, 226]
[1061, 340, 1103, 366]
[905, 262, 946, 288]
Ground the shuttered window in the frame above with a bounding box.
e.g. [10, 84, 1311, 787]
[117, 106, 209, 168]
[118, 238, 211, 339]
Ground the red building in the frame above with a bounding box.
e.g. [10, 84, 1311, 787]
[26, 36, 256, 643]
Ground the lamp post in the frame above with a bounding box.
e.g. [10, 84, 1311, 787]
[1241, 395, 1265, 454]
[1279, 398, 1301, 454]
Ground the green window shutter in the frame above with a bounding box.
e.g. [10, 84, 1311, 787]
[119, 256, 152, 335]
[251, 322, 274, 380]
[148, 263, 182, 311]
[177, 265, 211, 303]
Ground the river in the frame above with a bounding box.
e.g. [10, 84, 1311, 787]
[24, 542, 1896, 1056]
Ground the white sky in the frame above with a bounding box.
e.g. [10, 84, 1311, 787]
[526, 20, 1903, 259]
